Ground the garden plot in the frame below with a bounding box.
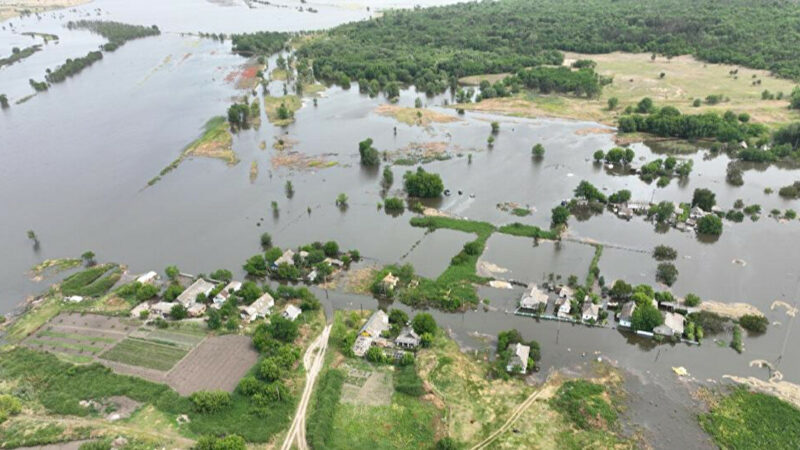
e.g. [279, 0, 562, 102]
[340, 365, 393, 407]
[100, 337, 190, 371]
[165, 334, 259, 395]
[22, 312, 132, 360]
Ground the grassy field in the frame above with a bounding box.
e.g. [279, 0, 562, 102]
[38, 330, 118, 344]
[27, 339, 105, 354]
[456, 52, 800, 128]
[699, 387, 800, 449]
[264, 95, 301, 126]
[2, 295, 62, 344]
[60, 264, 121, 297]
[100, 338, 188, 371]
[375, 104, 460, 127]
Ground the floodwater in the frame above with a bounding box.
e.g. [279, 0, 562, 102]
[2, 0, 799, 448]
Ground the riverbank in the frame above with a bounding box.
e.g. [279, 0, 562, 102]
[0, 0, 92, 22]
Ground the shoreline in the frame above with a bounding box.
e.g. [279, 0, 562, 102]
[0, 0, 93, 22]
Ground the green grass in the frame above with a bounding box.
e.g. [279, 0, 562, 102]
[551, 380, 618, 430]
[0, 347, 294, 443]
[307, 369, 345, 449]
[511, 207, 531, 217]
[410, 216, 495, 237]
[27, 339, 105, 354]
[497, 222, 559, 239]
[0, 421, 92, 448]
[585, 244, 604, 289]
[4, 294, 62, 343]
[699, 388, 800, 449]
[38, 330, 117, 344]
[60, 264, 121, 297]
[327, 392, 439, 449]
[100, 338, 188, 371]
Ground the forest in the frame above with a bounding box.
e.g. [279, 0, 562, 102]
[66, 20, 160, 51]
[231, 31, 291, 55]
[296, 0, 800, 95]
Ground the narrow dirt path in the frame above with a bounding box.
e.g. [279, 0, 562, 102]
[280, 323, 332, 450]
[470, 383, 554, 450]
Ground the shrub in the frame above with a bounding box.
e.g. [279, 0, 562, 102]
[653, 245, 677, 261]
[358, 138, 380, 166]
[697, 215, 723, 236]
[403, 167, 444, 197]
[411, 313, 437, 335]
[190, 390, 232, 414]
[384, 197, 404, 211]
[195, 435, 246, 450]
[739, 314, 768, 333]
[656, 263, 678, 286]
[684, 293, 701, 307]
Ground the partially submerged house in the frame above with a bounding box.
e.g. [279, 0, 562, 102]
[176, 278, 216, 307]
[557, 301, 571, 319]
[187, 303, 207, 317]
[506, 342, 530, 374]
[618, 302, 636, 328]
[282, 304, 302, 321]
[395, 327, 421, 349]
[519, 284, 548, 312]
[213, 281, 242, 307]
[274, 249, 296, 267]
[381, 273, 399, 292]
[581, 302, 600, 322]
[240, 292, 275, 322]
[352, 310, 390, 357]
[654, 312, 685, 337]
[136, 271, 158, 285]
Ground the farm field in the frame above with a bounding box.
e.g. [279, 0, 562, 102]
[22, 312, 132, 361]
[166, 334, 259, 395]
[100, 337, 189, 371]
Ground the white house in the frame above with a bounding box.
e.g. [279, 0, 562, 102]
[274, 249, 296, 266]
[240, 292, 275, 322]
[654, 312, 685, 337]
[282, 304, 302, 321]
[581, 302, 600, 322]
[395, 327, 421, 349]
[213, 281, 242, 306]
[520, 284, 548, 312]
[136, 271, 159, 285]
[618, 302, 636, 328]
[506, 343, 530, 374]
[176, 279, 216, 307]
[557, 301, 571, 319]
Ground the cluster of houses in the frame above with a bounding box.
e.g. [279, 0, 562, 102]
[516, 283, 694, 340]
[130, 275, 302, 324]
[610, 201, 725, 232]
[350, 310, 421, 359]
[272, 248, 345, 283]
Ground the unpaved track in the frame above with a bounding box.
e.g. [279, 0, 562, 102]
[470, 383, 552, 450]
[281, 323, 332, 450]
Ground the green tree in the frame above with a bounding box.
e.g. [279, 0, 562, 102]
[692, 188, 717, 211]
[260, 232, 272, 249]
[684, 293, 701, 307]
[532, 143, 545, 159]
[404, 167, 444, 198]
[411, 313, 437, 335]
[165, 265, 179, 280]
[170, 303, 188, 320]
[268, 315, 299, 342]
[336, 193, 348, 207]
[0, 94, 9, 109]
[381, 166, 394, 189]
[243, 254, 268, 277]
[651, 201, 675, 223]
[607, 97, 619, 110]
[81, 251, 96, 267]
[551, 205, 570, 226]
[389, 309, 409, 325]
[656, 263, 678, 286]
[697, 214, 723, 235]
[323, 240, 339, 257]
[195, 434, 246, 450]
[358, 138, 380, 166]
[631, 302, 663, 332]
[593, 150, 605, 162]
[739, 314, 768, 333]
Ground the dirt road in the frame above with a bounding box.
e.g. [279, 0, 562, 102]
[470, 383, 554, 450]
[280, 323, 332, 450]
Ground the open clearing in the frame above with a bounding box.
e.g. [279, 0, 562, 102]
[456, 52, 800, 127]
[165, 334, 259, 395]
[340, 366, 393, 407]
[265, 95, 301, 126]
[375, 104, 460, 127]
[100, 337, 189, 371]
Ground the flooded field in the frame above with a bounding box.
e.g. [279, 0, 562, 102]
[2, 0, 800, 447]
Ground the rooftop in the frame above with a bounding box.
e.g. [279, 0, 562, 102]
[176, 279, 216, 306]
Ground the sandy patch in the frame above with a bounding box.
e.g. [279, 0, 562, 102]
[723, 375, 800, 409]
[700, 301, 763, 319]
[422, 207, 453, 218]
[1, 0, 91, 21]
[488, 280, 512, 289]
[575, 127, 613, 136]
[770, 300, 798, 317]
[376, 104, 460, 127]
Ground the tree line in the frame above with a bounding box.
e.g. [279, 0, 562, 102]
[67, 20, 160, 51]
[293, 0, 800, 97]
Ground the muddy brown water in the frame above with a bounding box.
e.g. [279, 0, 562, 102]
[2, 1, 799, 448]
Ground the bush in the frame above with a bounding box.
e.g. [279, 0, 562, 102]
[260, 232, 272, 248]
[656, 263, 678, 286]
[195, 435, 247, 450]
[684, 293, 701, 307]
[359, 138, 380, 166]
[403, 167, 444, 198]
[697, 214, 723, 235]
[384, 197, 404, 211]
[739, 314, 768, 333]
[653, 245, 677, 261]
[411, 313, 437, 335]
[190, 390, 232, 414]
[267, 316, 299, 343]
[0, 394, 22, 423]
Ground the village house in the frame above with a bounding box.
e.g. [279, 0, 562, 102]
[352, 310, 390, 357]
[557, 300, 571, 319]
[520, 284, 548, 312]
[136, 271, 159, 285]
[380, 273, 399, 293]
[176, 278, 215, 307]
[506, 342, 530, 374]
[213, 281, 242, 307]
[618, 302, 636, 328]
[323, 257, 344, 268]
[240, 292, 275, 322]
[187, 303, 207, 317]
[274, 249, 296, 267]
[557, 285, 574, 300]
[64, 295, 84, 303]
[395, 327, 421, 349]
[581, 302, 600, 322]
[148, 301, 176, 317]
[282, 304, 302, 321]
[654, 312, 685, 337]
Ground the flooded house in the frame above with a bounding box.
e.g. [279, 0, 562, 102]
[519, 284, 549, 313]
[282, 304, 302, 321]
[581, 302, 600, 322]
[618, 302, 636, 328]
[274, 249, 296, 267]
[135, 271, 159, 285]
[654, 312, 685, 337]
[506, 342, 530, 374]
